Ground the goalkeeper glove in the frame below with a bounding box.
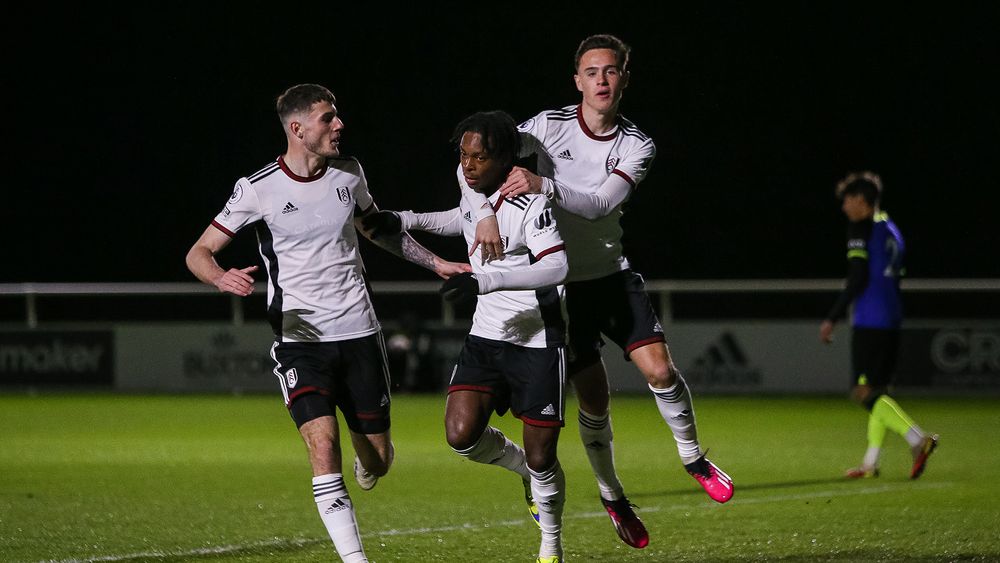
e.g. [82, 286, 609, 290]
[439, 272, 479, 304]
[361, 211, 402, 238]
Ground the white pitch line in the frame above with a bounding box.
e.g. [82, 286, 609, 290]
[42, 481, 953, 563]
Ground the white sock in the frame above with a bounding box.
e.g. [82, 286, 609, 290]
[649, 376, 703, 464]
[578, 409, 624, 500]
[862, 446, 881, 469]
[312, 474, 367, 563]
[905, 427, 926, 449]
[452, 426, 530, 480]
[530, 462, 565, 559]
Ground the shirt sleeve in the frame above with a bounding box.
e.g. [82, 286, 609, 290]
[397, 207, 464, 236]
[352, 160, 375, 214]
[826, 219, 873, 321]
[541, 172, 633, 220]
[211, 178, 262, 237]
[475, 197, 567, 294]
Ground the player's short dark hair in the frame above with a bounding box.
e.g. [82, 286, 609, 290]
[451, 111, 521, 170]
[574, 34, 631, 72]
[276, 84, 336, 125]
[836, 171, 883, 205]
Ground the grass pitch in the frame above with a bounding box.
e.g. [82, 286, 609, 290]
[1, 393, 997, 562]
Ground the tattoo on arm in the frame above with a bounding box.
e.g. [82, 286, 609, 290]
[370, 232, 437, 271]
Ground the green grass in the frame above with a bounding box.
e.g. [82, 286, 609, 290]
[1, 393, 998, 562]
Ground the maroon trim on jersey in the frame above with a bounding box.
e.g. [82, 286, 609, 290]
[533, 244, 566, 261]
[625, 335, 666, 356]
[611, 168, 636, 187]
[211, 220, 236, 238]
[447, 384, 494, 395]
[277, 155, 326, 183]
[576, 104, 619, 141]
[492, 197, 504, 212]
[517, 414, 564, 428]
[286, 386, 329, 406]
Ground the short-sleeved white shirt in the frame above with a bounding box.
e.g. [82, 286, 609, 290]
[518, 104, 656, 281]
[212, 156, 379, 342]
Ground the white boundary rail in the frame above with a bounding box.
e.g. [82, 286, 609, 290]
[1, 279, 998, 329]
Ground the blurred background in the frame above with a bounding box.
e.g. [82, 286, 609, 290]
[2, 5, 997, 393]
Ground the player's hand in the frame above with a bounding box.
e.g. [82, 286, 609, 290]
[439, 272, 479, 304]
[433, 258, 473, 280]
[470, 215, 505, 265]
[819, 320, 835, 344]
[361, 211, 402, 239]
[214, 266, 257, 297]
[499, 166, 542, 198]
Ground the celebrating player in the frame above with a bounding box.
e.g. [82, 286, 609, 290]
[459, 34, 734, 549]
[363, 111, 569, 563]
[820, 171, 939, 479]
[186, 84, 470, 563]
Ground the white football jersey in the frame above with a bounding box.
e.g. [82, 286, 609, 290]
[211, 156, 380, 343]
[518, 104, 656, 281]
[457, 184, 567, 348]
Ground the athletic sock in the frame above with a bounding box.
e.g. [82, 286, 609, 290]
[578, 409, 624, 501]
[862, 446, 882, 469]
[452, 426, 530, 480]
[872, 395, 924, 447]
[649, 377, 702, 465]
[312, 474, 367, 563]
[530, 462, 565, 559]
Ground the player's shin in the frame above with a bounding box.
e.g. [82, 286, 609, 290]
[578, 409, 625, 500]
[452, 426, 530, 479]
[529, 461, 565, 559]
[649, 377, 702, 464]
[312, 474, 367, 563]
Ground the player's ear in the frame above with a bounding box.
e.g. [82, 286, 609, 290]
[289, 121, 304, 140]
[621, 70, 630, 89]
[574, 73, 583, 93]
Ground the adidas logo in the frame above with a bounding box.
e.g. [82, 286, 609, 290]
[556, 149, 574, 160]
[324, 498, 349, 514]
[540, 404, 556, 416]
[464, 211, 473, 223]
[687, 331, 762, 386]
[281, 201, 299, 214]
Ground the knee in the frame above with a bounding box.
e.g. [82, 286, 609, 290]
[644, 361, 679, 389]
[445, 420, 479, 452]
[526, 450, 557, 473]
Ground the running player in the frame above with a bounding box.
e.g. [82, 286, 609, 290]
[459, 34, 734, 549]
[820, 171, 938, 479]
[186, 84, 470, 563]
[363, 111, 569, 563]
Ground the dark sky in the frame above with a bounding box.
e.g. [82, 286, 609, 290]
[7, 5, 999, 283]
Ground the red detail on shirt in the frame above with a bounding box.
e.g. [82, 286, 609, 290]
[611, 168, 635, 187]
[278, 155, 327, 183]
[211, 220, 235, 238]
[576, 105, 619, 141]
[533, 245, 566, 261]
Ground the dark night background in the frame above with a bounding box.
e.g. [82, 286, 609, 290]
[6, 5, 999, 285]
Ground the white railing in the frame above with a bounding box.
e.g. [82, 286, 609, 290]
[1, 279, 998, 329]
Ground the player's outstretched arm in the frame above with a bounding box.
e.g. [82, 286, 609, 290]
[500, 166, 633, 220]
[186, 225, 258, 296]
[355, 205, 470, 280]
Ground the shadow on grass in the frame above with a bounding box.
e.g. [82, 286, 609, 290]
[628, 475, 888, 501]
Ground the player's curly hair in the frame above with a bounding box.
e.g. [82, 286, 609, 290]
[836, 171, 883, 206]
[276, 84, 336, 125]
[451, 111, 521, 172]
[574, 34, 631, 72]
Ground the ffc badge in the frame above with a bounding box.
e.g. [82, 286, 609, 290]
[336, 186, 351, 206]
[229, 185, 243, 203]
[606, 156, 619, 174]
[285, 368, 298, 388]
